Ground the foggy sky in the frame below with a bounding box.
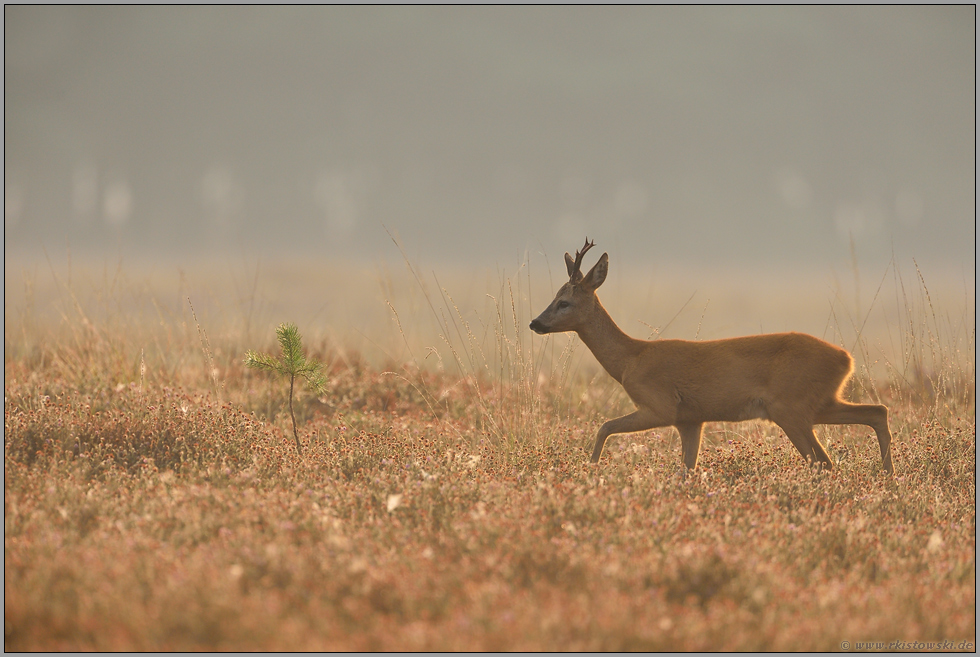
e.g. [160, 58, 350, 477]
[4, 6, 976, 270]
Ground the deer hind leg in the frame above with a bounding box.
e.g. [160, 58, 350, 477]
[815, 400, 894, 474]
[803, 427, 834, 469]
[676, 422, 704, 470]
[770, 416, 833, 470]
[590, 408, 665, 463]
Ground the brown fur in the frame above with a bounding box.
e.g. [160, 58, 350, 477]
[529, 241, 894, 473]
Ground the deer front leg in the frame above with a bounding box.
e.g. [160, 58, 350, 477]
[676, 422, 704, 470]
[590, 409, 666, 463]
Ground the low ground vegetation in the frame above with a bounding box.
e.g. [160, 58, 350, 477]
[4, 261, 976, 650]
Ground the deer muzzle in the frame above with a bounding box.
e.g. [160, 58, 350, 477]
[529, 318, 549, 334]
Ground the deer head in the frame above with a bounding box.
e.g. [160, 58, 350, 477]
[529, 238, 609, 335]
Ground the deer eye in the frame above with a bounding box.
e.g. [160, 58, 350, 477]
[557, 300, 570, 310]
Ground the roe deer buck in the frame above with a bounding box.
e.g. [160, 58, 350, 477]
[529, 239, 894, 473]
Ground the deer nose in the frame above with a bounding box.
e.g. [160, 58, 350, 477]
[529, 319, 546, 334]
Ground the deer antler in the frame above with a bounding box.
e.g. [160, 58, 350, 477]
[567, 238, 595, 283]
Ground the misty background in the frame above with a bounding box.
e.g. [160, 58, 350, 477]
[5, 6, 975, 272]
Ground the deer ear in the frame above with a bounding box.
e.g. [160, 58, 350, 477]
[580, 252, 608, 291]
[564, 252, 577, 279]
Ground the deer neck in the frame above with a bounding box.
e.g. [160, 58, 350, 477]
[575, 298, 642, 383]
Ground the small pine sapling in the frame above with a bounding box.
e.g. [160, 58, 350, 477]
[244, 323, 327, 455]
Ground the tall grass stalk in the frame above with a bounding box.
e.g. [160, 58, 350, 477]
[383, 234, 576, 449]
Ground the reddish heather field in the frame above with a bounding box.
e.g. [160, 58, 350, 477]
[4, 259, 975, 650]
